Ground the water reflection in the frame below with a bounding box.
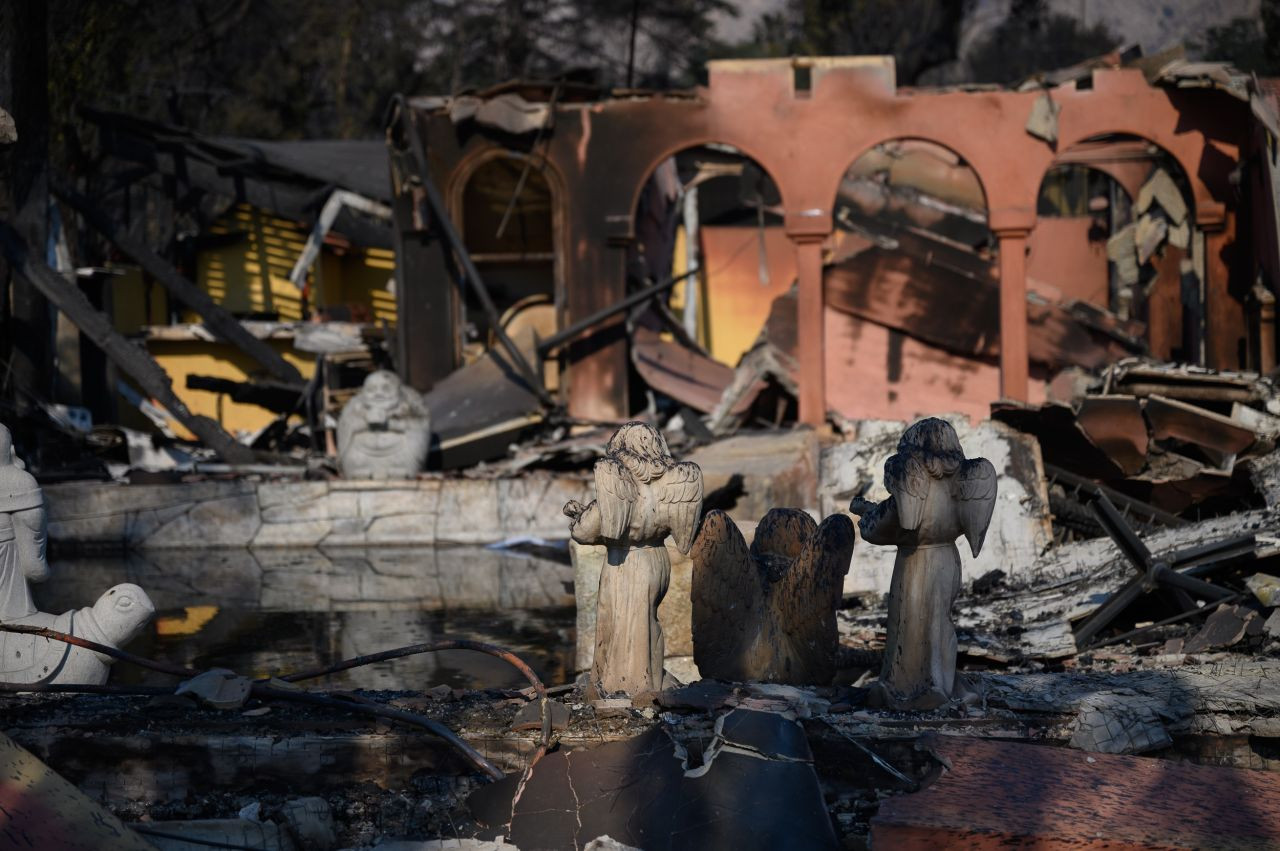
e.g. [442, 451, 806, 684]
[34, 546, 576, 691]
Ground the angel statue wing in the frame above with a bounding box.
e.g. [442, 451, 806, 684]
[750, 508, 817, 580]
[657, 460, 703, 554]
[762, 506, 855, 639]
[691, 509, 762, 681]
[884, 452, 930, 531]
[953, 457, 997, 557]
[594, 457, 638, 542]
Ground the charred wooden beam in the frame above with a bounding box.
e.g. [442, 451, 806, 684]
[185, 374, 305, 414]
[388, 96, 552, 408]
[50, 178, 303, 385]
[0, 221, 253, 463]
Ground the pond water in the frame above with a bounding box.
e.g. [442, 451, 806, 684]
[36, 545, 577, 691]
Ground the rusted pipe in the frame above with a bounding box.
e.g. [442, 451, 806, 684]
[0, 624, 198, 678]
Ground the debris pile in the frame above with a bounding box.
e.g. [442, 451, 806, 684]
[996, 359, 1280, 537]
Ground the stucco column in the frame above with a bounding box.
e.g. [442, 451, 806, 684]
[994, 227, 1030, 402]
[1201, 217, 1244, 370]
[792, 236, 826, 426]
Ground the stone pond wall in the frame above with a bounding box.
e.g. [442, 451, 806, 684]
[44, 474, 594, 550]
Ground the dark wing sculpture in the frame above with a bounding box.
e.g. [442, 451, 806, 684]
[750, 508, 817, 580]
[883, 453, 930, 532]
[594, 457, 638, 542]
[769, 512, 856, 680]
[953, 457, 998, 557]
[659, 460, 704, 554]
[691, 509, 763, 681]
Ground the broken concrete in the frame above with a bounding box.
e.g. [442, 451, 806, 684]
[43, 475, 592, 550]
[468, 708, 838, 850]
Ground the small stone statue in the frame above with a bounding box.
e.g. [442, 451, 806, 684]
[0, 424, 48, 621]
[0, 584, 155, 685]
[692, 508, 855, 685]
[337, 370, 431, 479]
[564, 422, 702, 696]
[850, 418, 996, 711]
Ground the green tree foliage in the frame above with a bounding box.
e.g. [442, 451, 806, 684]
[1195, 0, 1280, 75]
[968, 0, 1117, 85]
[723, 0, 973, 85]
[46, 0, 731, 148]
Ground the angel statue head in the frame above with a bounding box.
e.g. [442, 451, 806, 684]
[605, 421, 673, 484]
[897, 417, 965, 479]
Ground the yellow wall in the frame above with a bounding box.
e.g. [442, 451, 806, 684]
[198, 205, 309, 321]
[196, 204, 399, 324]
[101, 203, 398, 438]
[147, 340, 316, 438]
[110, 266, 169, 334]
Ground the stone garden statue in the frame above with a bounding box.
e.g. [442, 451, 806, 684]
[692, 508, 855, 685]
[849, 418, 996, 711]
[337, 370, 431, 479]
[0, 423, 156, 686]
[0, 424, 49, 621]
[0, 584, 155, 685]
[564, 422, 702, 696]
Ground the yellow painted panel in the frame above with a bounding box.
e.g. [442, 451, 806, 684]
[195, 205, 310, 321]
[195, 204, 399, 327]
[146, 338, 316, 437]
[109, 266, 168, 334]
[701, 226, 797, 367]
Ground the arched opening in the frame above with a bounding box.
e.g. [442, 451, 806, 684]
[631, 144, 788, 368]
[627, 144, 799, 425]
[458, 153, 559, 384]
[1030, 134, 1197, 362]
[826, 139, 1016, 423]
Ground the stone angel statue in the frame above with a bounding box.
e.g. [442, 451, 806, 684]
[564, 422, 702, 696]
[849, 418, 997, 711]
[691, 508, 854, 685]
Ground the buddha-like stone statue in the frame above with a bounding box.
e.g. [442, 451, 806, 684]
[564, 422, 702, 697]
[337, 370, 431, 479]
[850, 418, 997, 711]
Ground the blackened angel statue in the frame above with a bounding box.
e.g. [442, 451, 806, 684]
[691, 507, 855, 684]
[564, 422, 702, 696]
[850, 418, 996, 711]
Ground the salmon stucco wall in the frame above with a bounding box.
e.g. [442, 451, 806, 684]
[823, 309, 1047, 423]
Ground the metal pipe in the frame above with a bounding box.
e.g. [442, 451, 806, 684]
[536, 268, 697, 357]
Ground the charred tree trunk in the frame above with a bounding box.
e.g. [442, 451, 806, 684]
[0, 1, 53, 412]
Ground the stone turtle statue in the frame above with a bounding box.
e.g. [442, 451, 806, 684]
[0, 583, 155, 686]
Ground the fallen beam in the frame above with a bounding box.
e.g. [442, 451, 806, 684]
[51, 179, 304, 385]
[0, 221, 253, 463]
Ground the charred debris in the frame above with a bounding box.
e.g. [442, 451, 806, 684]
[10, 45, 1280, 850]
